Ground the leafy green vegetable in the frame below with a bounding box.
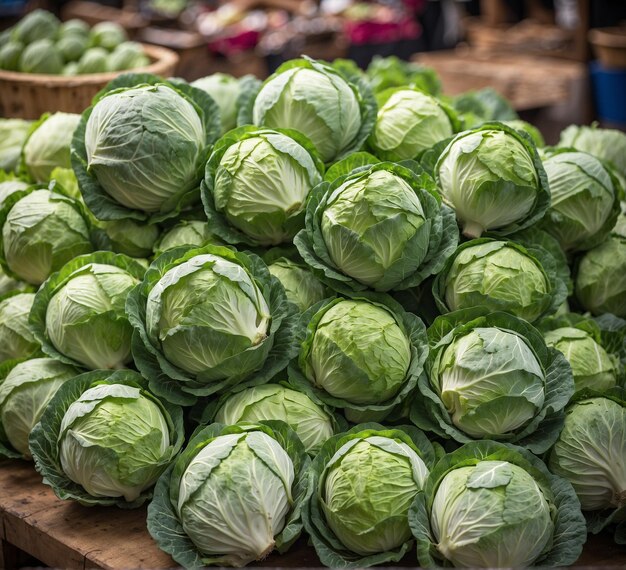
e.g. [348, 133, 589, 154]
[0, 358, 77, 459]
[103, 219, 160, 259]
[576, 236, 626, 317]
[559, 124, 626, 188]
[0, 292, 39, 361]
[452, 88, 518, 128]
[303, 423, 438, 567]
[290, 294, 427, 422]
[192, 73, 254, 134]
[127, 244, 298, 406]
[366, 56, 441, 96]
[202, 127, 323, 246]
[0, 187, 93, 285]
[29, 369, 184, 507]
[411, 308, 574, 453]
[268, 258, 326, 312]
[153, 220, 218, 258]
[0, 119, 32, 172]
[544, 327, 617, 393]
[201, 382, 340, 454]
[72, 74, 220, 222]
[23, 113, 81, 183]
[295, 161, 458, 293]
[409, 440, 587, 568]
[541, 149, 621, 252]
[244, 57, 376, 163]
[548, 389, 626, 543]
[434, 239, 568, 323]
[147, 421, 309, 567]
[434, 123, 549, 238]
[368, 88, 458, 161]
[30, 252, 146, 370]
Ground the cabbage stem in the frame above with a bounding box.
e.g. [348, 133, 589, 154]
[462, 221, 485, 239]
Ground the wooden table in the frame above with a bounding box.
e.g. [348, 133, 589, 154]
[1, 459, 624, 569]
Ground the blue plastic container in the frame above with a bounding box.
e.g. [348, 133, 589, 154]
[591, 61, 626, 125]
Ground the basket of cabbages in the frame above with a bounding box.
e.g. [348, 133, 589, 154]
[0, 9, 178, 119]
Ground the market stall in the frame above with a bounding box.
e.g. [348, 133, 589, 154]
[0, 3, 625, 570]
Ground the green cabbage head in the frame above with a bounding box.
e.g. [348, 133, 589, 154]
[542, 151, 619, 252]
[77, 47, 109, 74]
[321, 435, 429, 555]
[439, 240, 553, 322]
[435, 126, 543, 238]
[559, 125, 626, 187]
[268, 258, 326, 312]
[59, 383, 175, 502]
[153, 220, 217, 257]
[13, 9, 59, 44]
[84, 84, 207, 214]
[1, 189, 93, 285]
[549, 396, 626, 511]
[0, 266, 28, 296]
[252, 59, 364, 163]
[19, 39, 63, 74]
[433, 327, 546, 438]
[0, 119, 32, 172]
[107, 42, 149, 72]
[214, 384, 334, 453]
[0, 292, 38, 361]
[23, 112, 81, 182]
[576, 236, 626, 317]
[192, 73, 241, 134]
[368, 88, 454, 161]
[42, 260, 141, 369]
[0, 358, 76, 458]
[146, 253, 270, 377]
[544, 327, 617, 393]
[301, 299, 411, 405]
[89, 21, 127, 50]
[57, 34, 88, 63]
[320, 168, 435, 290]
[431, 460, 554, 567]
[103, 219, 160, 258]
[177, 430, 295, 564]
[0, 180, 29, 209]
[208, 128, 322, 245]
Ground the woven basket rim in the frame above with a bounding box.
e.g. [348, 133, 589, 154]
[0, 43, 179, 85]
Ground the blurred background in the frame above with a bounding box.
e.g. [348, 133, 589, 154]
[2, 0, 625, 142]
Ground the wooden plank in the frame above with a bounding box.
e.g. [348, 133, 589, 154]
[0, 460, 62, 518]
[2, 459, 626, 569]
[3, 503, 85, 569]
[0, 461, 173, 569]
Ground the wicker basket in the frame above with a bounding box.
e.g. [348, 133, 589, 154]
[0, 44, 179, 119]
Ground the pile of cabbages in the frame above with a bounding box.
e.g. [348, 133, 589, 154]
[0, 56, 624, 569]
[0, 10, 148, 75]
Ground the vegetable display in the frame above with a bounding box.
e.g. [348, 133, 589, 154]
[0, 47, 624, 569]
